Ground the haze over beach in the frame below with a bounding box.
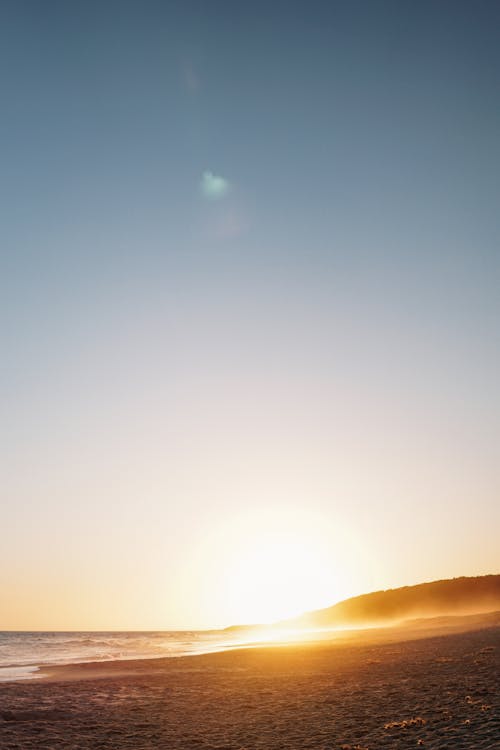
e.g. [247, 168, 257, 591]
[1, 1, 499, 748]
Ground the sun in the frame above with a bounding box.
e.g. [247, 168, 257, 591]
[193, 507, 365, 626]
[223, 528, 333, 624]
[180, 506, 374, 628]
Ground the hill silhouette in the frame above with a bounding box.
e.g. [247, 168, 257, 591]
[279, 575, 500, 630]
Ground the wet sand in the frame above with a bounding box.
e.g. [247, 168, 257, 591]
[1, 618, 499, 749]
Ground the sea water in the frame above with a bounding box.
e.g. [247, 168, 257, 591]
[0, 630, 244, 682]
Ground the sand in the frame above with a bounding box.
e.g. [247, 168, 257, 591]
[1, 620, 499, 749]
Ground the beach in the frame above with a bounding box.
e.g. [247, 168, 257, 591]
[1, 618, 498, 749]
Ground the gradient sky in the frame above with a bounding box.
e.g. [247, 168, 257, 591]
[1, 1, 499, 630]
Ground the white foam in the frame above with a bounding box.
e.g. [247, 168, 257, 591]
[0, 665, 41, 682]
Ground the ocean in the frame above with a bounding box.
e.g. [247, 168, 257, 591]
[0, 629, 248, 682]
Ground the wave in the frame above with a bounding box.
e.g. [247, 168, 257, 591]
[0, 630, 239, 680]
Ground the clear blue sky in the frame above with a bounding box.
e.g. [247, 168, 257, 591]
[1, 1, 499, 629]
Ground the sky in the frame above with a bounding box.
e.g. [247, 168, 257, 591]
[1, 1, 499, 630]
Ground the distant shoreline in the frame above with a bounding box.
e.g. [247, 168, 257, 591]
[37, 609, 500, 683]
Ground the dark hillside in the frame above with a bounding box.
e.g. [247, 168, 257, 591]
[282, 575, 500, 629]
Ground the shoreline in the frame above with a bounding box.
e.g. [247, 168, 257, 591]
[1, 609, 498, 685]
[36, 609, 500, 682]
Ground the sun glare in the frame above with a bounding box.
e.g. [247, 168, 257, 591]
[185, 507, 370, 627]
[224, 529, 332, 623]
